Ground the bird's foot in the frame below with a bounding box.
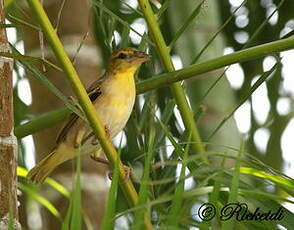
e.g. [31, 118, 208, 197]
[108, 165, 132, 183]
[87, 126, 110, 146]
[90, 154, 109, 165]
[90, 155, 131, 182]
[104, 125, 110, 138]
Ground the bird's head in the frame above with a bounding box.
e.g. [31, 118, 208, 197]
[107, 47, 150, 73]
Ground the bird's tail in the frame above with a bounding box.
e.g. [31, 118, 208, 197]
[27, 144, 74, 184]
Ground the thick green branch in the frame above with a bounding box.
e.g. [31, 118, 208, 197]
[15, 36, 294, 139]
[26, 0, 139, 208]
[137, 36, 294, 93]
[138, 0, 206, 161]
[15, 108, 70, 138]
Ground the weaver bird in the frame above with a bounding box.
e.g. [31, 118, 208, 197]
[27, 47, 149, 184]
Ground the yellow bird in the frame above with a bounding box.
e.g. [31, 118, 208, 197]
[27, 47, 149, 184]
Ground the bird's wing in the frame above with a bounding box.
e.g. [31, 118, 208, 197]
[56, 75, 105, 144]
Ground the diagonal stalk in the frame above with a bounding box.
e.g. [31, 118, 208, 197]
[26, 0, 146, 216]
[138, 0, 207, 162]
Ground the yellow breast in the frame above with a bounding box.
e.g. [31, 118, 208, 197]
[95, 68, 136, 138]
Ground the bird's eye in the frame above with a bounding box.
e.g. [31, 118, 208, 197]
[117, 53, 128, 59]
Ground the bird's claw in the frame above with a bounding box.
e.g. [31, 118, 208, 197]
[108, 165, 132, 183]
[90, 155, 109, 165]
[90, 155, 132, 182]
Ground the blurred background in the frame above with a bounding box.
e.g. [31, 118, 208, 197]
[4, 0, 294, 229]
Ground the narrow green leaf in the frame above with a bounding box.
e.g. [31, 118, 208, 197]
[138, 93, 153, 131]
[243, 0, 286, 49]
[8, 44, 63, 71]
[133, 127, 156, 230]
[154, 112, 200, 174]
[239, 189, 294, 204]
[208, 63, 279, 140]
[156, 0, 169, 18]
[55, 0, 67, 31]
[222, 140, 244, 230]
[18, 183, 61, 220]
[239, 167, 294, 189]
[0, 51, 43, 62]
[61, 201, 72, 230]
[281, 30, 294, 39]
[210, 157, 226, 203]
[154, 99, 176, 148]
[71, 147, 82, 229]
[120, 0, 143, 16]
[169, 0, 206, 49]
[6, 14, 41, 31]
[11, 46, 85, 120]
[101, 145, 121, 230]
[45, 178, 71, 199]
[17, 166, 70, 198]
[191, 0, 247, 64]
[72, 32, 89, 65]
[120, 26, 130, 48]
[92, 0, 153, 46]
[228, 141, 243, 202]
[61, 146, 82, 230]
[8, 208, 14, 230]
[0, 23, 16, 28]
[166, 134, 191, 227]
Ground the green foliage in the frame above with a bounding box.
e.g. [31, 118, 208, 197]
[101, 147, 121, 230]
[18, 182, 62, 220]
[62, 148, 82, 230]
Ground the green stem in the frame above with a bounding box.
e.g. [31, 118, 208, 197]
[137, 36, 294, 94]
[14, 36, 294, 139]
[138, 0, 207, 162]
[26, 0, 139, 208]
[14, 108, 70, 138]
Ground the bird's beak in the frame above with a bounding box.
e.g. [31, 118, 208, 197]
[134, 50, 151, 63]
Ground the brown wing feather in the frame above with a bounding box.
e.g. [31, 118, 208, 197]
[56, 113, 79, 144]
[56, 75, 105, 144]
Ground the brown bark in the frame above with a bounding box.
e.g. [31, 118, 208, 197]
[0, 1, 19, 229]
[21, 0, 107, 229]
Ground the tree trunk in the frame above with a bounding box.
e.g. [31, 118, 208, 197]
[0, 1, 19, 229]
